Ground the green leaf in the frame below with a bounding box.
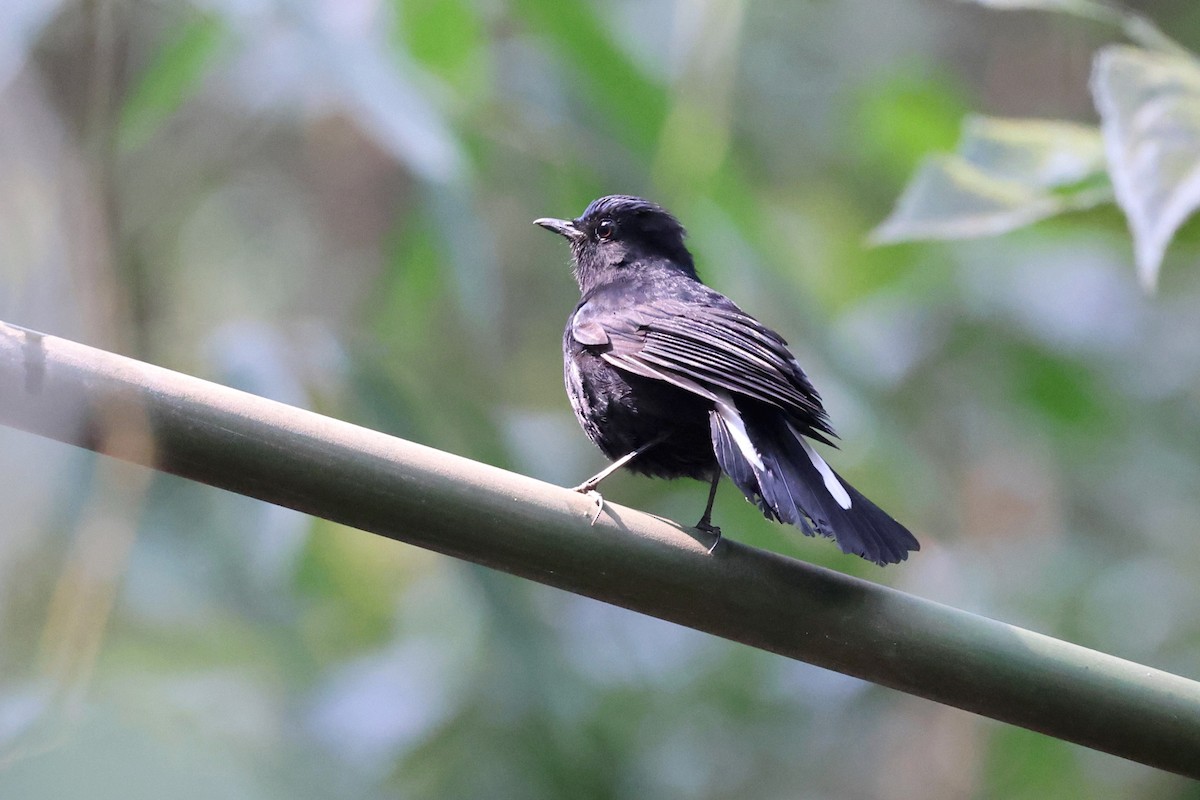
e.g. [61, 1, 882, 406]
[872, 156, 1062, 242]
[958, 117, 1106, 189]
[118, 14, 225, 151]
[871, 116, 1110, 244]
[984, 725, 1088, 799]
[511, 0, 668, 152]
[1092, 45, 1200, 290]
[392, 0, 488, 97]
[855, 70, 968, 182]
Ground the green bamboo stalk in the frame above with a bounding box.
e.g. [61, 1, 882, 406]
[1, 319, 1198, 776]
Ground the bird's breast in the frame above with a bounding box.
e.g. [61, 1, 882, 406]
[561, 322, 717, 478]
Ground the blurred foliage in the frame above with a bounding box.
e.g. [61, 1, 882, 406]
[1, 0, 1199, 798]
[118, 12, 227, 151]
[880, 0, 1200, 291]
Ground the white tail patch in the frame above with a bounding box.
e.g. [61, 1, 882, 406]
[713, 390, 764, 471]
[790, 424, 852, 510]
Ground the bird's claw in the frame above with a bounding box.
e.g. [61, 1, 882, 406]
[572, 484, 605, 525]
[695, 521, 722, 553]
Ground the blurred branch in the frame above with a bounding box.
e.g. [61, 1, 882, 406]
[1, 319, 1199, 778]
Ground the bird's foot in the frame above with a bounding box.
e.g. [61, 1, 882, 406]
[695, 520, 722, 553]
[571, 483, 605, 525]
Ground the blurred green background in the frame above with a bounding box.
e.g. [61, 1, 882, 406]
[2, 0, 1200, 797]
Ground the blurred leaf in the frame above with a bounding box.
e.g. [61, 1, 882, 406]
[869, 159, 1063, 242]
[958, 117, 1106, 189]
[118, 13, 225, 151]
[984, 726, 1087, 799]
[1012, 344, 1109, 429]
[512, 0, 667, 151]
[1092, 45, 1200, 290]
[855, 70, 967, 181]
[393, 0, 487, 98]
[373, 209, 445, 352]
[295, 519, 408, 651]
[871, 116, 1111, 243]
[650, 1, 745, 195]
[202, 1, 467, 184]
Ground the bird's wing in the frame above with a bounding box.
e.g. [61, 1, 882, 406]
[572, 297, 836, 441]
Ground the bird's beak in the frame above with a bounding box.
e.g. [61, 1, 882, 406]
[534, 217, 584, 242]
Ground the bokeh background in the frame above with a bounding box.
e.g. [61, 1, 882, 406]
[2, 0, 1200, 797]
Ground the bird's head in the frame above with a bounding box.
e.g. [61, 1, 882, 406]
[535, 195, 696, 293]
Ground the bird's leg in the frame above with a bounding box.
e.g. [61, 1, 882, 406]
[572, 449, 641, 494]
[695, 472, 722, 552]
[572, 433, 669, 524]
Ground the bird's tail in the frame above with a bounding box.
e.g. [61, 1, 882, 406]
[709, 400, 919, 565]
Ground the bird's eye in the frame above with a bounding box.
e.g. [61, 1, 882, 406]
[595, 219, 616, 240]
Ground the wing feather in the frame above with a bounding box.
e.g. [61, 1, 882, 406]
[575, 294, 835, 440]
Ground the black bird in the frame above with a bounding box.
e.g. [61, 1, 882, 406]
[535, 195, 919, 565]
